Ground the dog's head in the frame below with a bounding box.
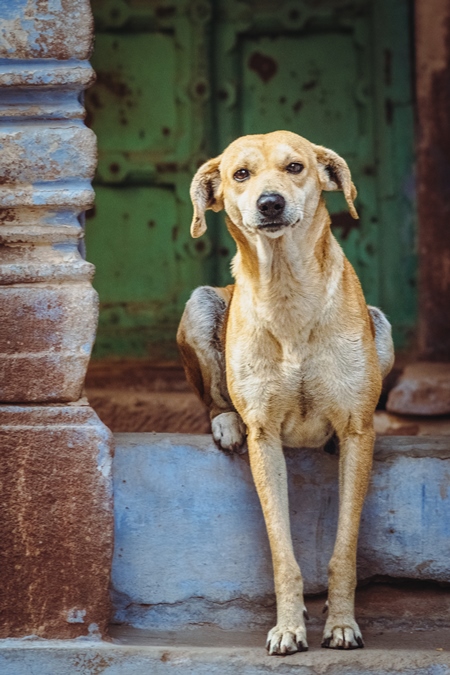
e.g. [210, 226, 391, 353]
[190, 130, 358, 239]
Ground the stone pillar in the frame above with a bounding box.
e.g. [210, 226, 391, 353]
[416, 0, 450, 361]
[0, 1, 114, 638]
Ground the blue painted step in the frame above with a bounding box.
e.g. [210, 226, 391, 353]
[111, 433, 450, 630]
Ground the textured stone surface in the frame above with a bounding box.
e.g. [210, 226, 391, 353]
[0, 2, 97, 403]
[374, 410, 450, 436]
[88, 389, 210, 434]
[0, 627, 449, 675]
[0, 124, 97, 184]
[0, 0, 94, 60]
[0, 205, 95, 285]
[0, 60, 95, 89]
[112, 433, 450, 630]
[0, 184, 95, 209]
[0, 283, 98, 401]
[85, 361, 450, 437]
[0, 404, 113, 638]
[85, 361, 210, 433]
[0, 205, 97, 401]
[387, 362, 450, 415]
[416, 0, 450, 359]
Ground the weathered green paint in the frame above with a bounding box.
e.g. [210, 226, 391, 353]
[86, 0, 213, 357]
[86, 0, 416, 358]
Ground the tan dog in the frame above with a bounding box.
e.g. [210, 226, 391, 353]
[177, 131, 394, 654]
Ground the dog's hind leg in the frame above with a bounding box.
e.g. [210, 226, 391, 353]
[368, 306, 394, 378]
[177, 285, 246, 452]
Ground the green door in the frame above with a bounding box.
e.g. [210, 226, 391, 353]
[85, 1, 214, 359]
[86, 0, 416, 359]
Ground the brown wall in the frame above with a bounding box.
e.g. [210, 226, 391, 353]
[416, 0, 450, 360]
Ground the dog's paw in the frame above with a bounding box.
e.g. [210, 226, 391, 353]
[266, 624, 308, 655]
[211, 412, 246, 453]
[321, 618, 364, 649]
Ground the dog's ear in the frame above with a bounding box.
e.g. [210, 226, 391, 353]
[190, 155, 224, 238]
[313, 145, 358, 219]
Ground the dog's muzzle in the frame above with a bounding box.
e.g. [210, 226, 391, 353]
[256, 192, 290, 232]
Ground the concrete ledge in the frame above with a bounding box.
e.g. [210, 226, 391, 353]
[0, 627, 449, 675]
[112, 434, 450, 630]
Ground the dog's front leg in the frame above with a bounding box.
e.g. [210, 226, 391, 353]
[322, 429, 374, 649]
[247, 427, 308, 655]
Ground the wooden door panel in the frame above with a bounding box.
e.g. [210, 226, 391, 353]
[242, 33, 360, 155]
[86, 33, 177, 156]
[86, 1, 212, 358]
[86, 186, 180, 304]
[239, 30, 379, 303]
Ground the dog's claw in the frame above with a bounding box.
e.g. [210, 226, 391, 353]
[322, 600, 329, 614]
[322, 621, 364, 650]
[303, 608, 310, 621]
[266, 625, 308, 656]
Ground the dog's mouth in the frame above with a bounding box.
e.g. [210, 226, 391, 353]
[257, 220, 298, 233]
[257, 222, 289, 233]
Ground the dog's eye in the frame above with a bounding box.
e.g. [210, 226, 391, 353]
[233, 168, 250, 181]
[286, 162, 304, 174]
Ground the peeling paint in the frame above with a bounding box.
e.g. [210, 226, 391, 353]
[0, 284, 97, 400]
[0, 125, 97, 184]
[248, 51, 278, 83]
[97, 439, 113, 483]
[0, 0, 94, 60]
[66, 608, 86, 624]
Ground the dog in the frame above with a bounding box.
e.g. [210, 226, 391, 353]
[177, 130, 394, 654]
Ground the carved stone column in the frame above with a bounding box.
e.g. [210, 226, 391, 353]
[0, 1, 113, 638]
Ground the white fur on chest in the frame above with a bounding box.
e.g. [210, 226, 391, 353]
[226, 228, 370, 444]
[227, 304, 368, 446]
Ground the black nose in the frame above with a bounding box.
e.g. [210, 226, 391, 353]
[257, 193, 286, 218]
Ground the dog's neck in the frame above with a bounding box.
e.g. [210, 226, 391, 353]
[227, 198, 344, 331]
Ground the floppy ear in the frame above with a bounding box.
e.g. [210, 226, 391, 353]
[190, 155, 224, 238]
[313, 144, 358, 219]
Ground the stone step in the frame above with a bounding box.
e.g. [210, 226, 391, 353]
[0, 626, 449, 674]
[2, 433, 449, 673]
[111, 433, 450, 631]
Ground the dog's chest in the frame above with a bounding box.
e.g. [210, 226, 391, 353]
[232, 345, 333, 446]
[228, 320, 367, 444]
[230, 331, 322, 401]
